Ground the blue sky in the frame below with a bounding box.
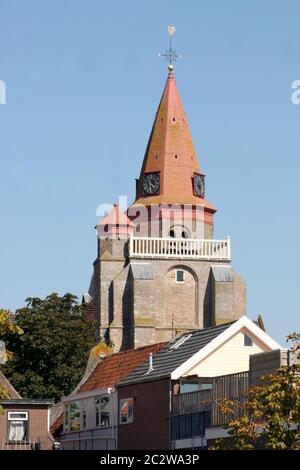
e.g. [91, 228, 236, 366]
[0, 1, 299, 344]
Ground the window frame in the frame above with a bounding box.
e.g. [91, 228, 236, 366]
[94, 394, 111, 429]
[64, 403, 69, 432]
[7, 411, 29, 443]
[69, 400, 81, 432]
[82, 399, 88, 431]
[119, 397, 134, 425]
[175, 269, 185, 284]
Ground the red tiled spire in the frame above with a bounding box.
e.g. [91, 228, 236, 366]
[134, 69, 216, 212]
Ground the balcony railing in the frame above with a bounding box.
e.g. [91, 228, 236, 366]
[172, 389, 212, 416]
[172, 371, 249, 437]
[129, 236, 231, 261]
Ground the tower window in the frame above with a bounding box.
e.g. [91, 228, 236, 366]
[244, 334, 253, 347]
[172, 117, 176, 122]
[176, 270, 185, 283]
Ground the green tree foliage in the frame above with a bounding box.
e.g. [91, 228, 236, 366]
[211, 334, 300, 450]
[0, 309, 23, 413]
[2, 293, 97, 403]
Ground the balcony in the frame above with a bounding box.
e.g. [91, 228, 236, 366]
[129, 236, 231, 261]
[171, 372, 249, 441]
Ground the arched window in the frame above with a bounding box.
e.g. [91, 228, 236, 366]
[169, 226, 190, 239]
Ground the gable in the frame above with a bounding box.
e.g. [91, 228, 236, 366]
[184, 329, 271, 377]
[171, 316, 282, 380]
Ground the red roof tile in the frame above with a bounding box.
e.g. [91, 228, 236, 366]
[133, 69, 216, 212]
[78, 343, 166, 393]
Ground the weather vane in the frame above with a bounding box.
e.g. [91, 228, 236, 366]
[159, 26, 181, 71]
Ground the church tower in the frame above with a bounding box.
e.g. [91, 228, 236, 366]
[129, 64, 216, 240]
[87, 39, 247, 351]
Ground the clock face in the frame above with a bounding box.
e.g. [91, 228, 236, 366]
[142, 173, 160, 195]
[194, 174, 205, 197]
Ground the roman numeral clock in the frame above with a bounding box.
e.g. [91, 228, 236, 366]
[142, 173, 160, 195]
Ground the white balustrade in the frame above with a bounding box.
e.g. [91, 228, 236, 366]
[129, 236, 231, 260]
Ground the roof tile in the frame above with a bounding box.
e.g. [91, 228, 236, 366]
[78, 342, 166, 393]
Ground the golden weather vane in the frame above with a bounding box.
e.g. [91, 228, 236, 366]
[158, 26, 181, 71]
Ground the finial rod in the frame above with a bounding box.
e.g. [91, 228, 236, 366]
[158, 25, 181, 71]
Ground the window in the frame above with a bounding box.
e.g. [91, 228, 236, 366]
[100, 396, 110, 427]
[64, 405, 69, 432]
[176, 270, 185, 283]
[69, 401, 81, 431]
[7, 412, 28, 442]
[119, 398, 133, 424]
[180, 382, 213, 394]
[95, 395, 111, 428]
[244, 333, 253, 347]
[82, 400, 87, 430]
[95, 398, 100, 428]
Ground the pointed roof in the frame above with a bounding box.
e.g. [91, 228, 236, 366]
[96, 203, 135, 237]
[97, 203, 135, 228]
[134, 70, 216, 211]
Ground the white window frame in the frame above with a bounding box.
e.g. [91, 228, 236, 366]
[119, 397, 134, 425]
[8, 412, 28, 420]
[95, 394, 111, 429]
[175, 269, 185, 284]
[7, 411, 29, 443]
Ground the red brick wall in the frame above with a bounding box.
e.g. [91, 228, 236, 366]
[0, 405, 53, 450]
[118, 379, 170, 450]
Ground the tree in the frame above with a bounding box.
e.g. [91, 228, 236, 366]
[2, 293, 97, 403]
[0, 309, 23, 413]
[211, 334, 300, 450]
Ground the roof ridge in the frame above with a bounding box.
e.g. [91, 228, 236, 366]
[169, 321, 236, 342]
[107, 341, 167, 359]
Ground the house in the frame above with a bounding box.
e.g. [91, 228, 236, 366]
[116, 316, 284, 450]
[0, 371, 54, 450]
[60, 343, 165, 450]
